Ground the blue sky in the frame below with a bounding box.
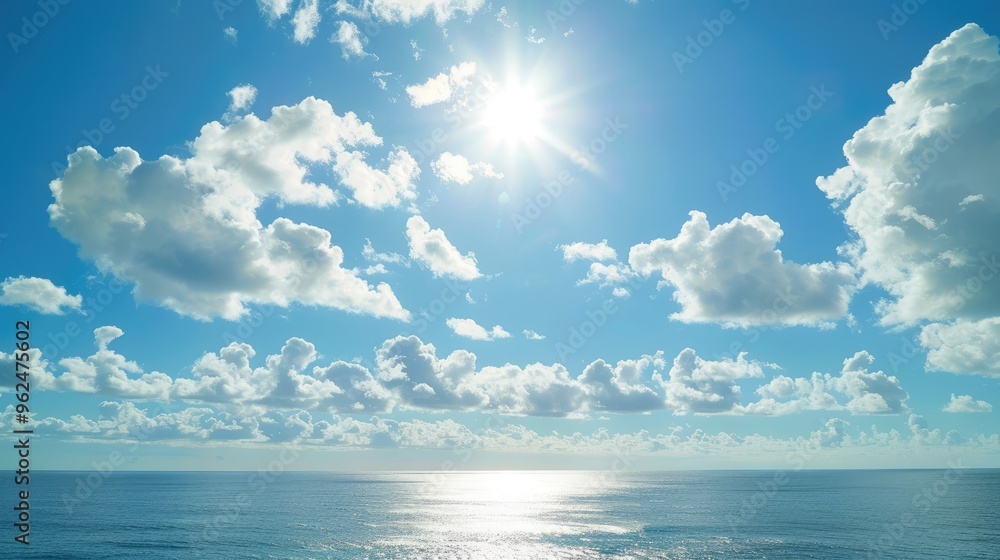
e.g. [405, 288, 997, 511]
[1, 0, 999, 470]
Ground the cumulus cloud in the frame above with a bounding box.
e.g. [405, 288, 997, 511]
[629, 211, 856, 327]
[445, 318, 511, 341]
[943, 394, 993, 413]
[431, 152, 502, 184]
[49, 97, 412, 321]
[920, 318, 1000, 377]
[559, 240, 617, 263]
[34, 328, 172, 399]
[333, 21, 374, 59]
[0, 276, 82, 315]
[27, 328, 818, 418]
[292, 0, 321, 43]
[335, 0, 485, 25]
[816, 24, 1000, 360]
[226, 84, 257, 114]
[406, 61, 477, 108]
[406, 215, 482, 280]
[744, 351, 909, 415]
[661, 349, 766, 414]
[523, 329, 545, 340]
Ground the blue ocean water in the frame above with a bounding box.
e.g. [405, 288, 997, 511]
[1, 469, 997, 559]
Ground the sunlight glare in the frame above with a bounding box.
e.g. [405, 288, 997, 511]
[482, 83, 544, 143]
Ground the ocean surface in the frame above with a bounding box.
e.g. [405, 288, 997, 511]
[1, 469, 997, 559]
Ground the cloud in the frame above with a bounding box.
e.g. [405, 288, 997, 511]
[816, 24, 1000, 333]
[921, 318, 1000, 377]
[944, 394, 993, 413]
[223, 27, 238, 44]
[0, 276, 82, 315]
[336, 0, 485, 25]
[292, 0, 321, 43]
[744, 350, 909, 416]
[35, 328, 172, 399]
[226, 84, 257, 114]
[629, 211, 856, 327]
[522, 329, 545, 340]
[445, 318, 511, 341]
[559, 240, 617, 263]
[49, 97, 411, 321]
[22, 327, 917, 421]
[406, 61, 476, 108]
[362, 238, 409, 266]
[406, 215, 482, 280]
[28, 400, 1000, 461]
[661, 349, 765, 414]
[257, 0, 293, 21]
[431, 152, 502, 184]
[333, 21, 374, 59]
[579, 354, 666, 413]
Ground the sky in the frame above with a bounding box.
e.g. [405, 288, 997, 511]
[1, 0, 999, 471]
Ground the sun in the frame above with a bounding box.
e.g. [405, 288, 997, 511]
[481, 83, 544, 143]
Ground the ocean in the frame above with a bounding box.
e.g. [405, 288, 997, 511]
[2, 470, 997, 559]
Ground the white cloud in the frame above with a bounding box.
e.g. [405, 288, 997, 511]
[495, 6, 515, 28]
[333, 148, 419, 208]
[406, 61, 476, 108]
[431, 152, 502, 184]
[944, 394, 993, 413]
[336, 0, 485, 25]
[661, 349, 765, 414]
[406, 215, 482, 280]
[333, 21, 374, 59]
[49, 97, 411, 321]
[446, 318, 511, 341]
[257, 0, 293, 21]
[816, 24, 1000, 333]
[578, 262, 634, 288]
[525, 26, 545, 44]
[223, 27, 238, 44]
[0, 276, 82, 315]
[921, 318, 1000, 377]
[559, 240, 617, 263]
[579, 354, 666, 413]
[522, 329, 545, 340]
[36, 328, 172, 399]
[226, 84, 257, 114]
[362, 238, 409, 266]
[292, 0, 321, 44]
[744, 351, 908, 416]
[629, 211, 856, 327]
